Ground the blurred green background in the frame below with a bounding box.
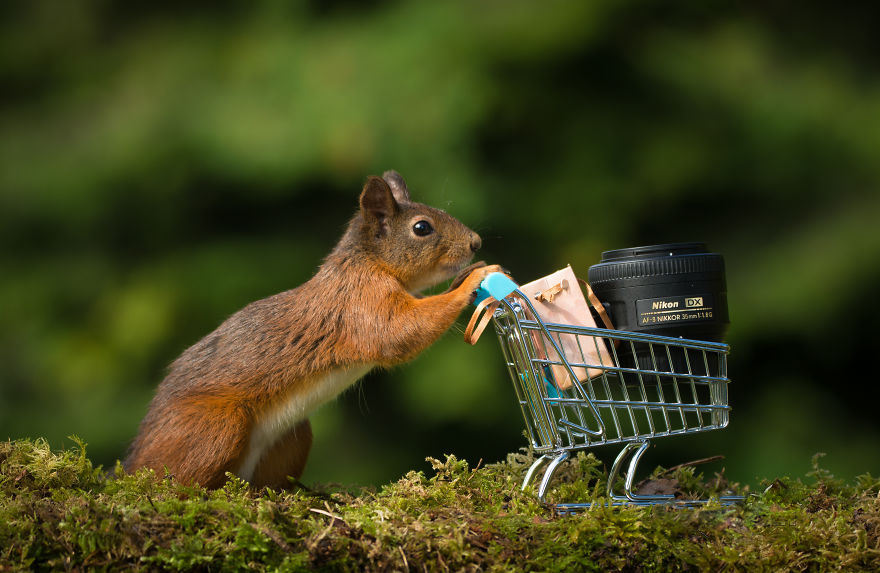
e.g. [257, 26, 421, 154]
[2, 0, 879, 489]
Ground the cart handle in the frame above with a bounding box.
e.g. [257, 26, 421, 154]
[475, 272, 518, 304]
[465, 273, 517, 345]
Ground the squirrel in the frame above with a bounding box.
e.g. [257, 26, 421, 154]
[124, 171, 502, 489]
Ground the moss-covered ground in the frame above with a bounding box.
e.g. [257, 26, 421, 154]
[1, 438, 878, 571]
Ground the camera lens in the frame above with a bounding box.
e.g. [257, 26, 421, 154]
[587, 243, 729, 373]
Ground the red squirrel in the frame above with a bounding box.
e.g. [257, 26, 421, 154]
[124, 171, 501, 489]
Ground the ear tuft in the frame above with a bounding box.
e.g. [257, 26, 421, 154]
[360, 176, 398, 236]
[382, 170, 411, 203]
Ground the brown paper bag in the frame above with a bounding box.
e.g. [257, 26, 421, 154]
[519, 265, 614, 390]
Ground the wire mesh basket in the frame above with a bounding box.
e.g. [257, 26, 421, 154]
[474, 273, 742, 510]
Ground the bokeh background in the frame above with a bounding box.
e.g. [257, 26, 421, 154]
[2, 0, 879, 489]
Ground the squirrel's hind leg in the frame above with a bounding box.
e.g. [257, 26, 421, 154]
[125, 398, 251, 490]
[250, 419, 313, 489]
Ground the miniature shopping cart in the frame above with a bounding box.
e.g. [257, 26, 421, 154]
[472, 273, 742, 510]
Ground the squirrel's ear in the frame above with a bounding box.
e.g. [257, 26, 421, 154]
[382, 170, 411, 204]
[360, 176, 399, 236]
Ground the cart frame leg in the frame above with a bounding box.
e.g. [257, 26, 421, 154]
[607, 440, 674, 504]
[521, 451, 570, 503]
[523, 441, 744, 509]
[607, 439, 745, 507]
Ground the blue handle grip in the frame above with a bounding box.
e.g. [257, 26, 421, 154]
[474, 272, 518, 305]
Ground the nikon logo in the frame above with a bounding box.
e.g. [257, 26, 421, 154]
[685, 297, 704, 308]
[652, 300, 679, 310]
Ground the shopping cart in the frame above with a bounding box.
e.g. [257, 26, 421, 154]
[472, 273, 742, 510]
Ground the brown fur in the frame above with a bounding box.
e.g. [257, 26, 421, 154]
[124, 171, 501, 489]
[251, 420, 312, 489]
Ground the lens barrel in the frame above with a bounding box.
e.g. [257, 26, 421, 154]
[588, 243, 729, 373]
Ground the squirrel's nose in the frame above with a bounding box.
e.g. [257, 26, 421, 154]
[470, 233, 481, 253]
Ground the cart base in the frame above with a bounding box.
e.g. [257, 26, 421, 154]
[522, 440, 744, 511]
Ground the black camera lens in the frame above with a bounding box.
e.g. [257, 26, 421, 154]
[587, 243, 729, 373]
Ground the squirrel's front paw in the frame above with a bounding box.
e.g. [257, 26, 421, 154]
[462, 264, 505, 303]
[446, 261, 487, 292]
[465, 264, 505, 289]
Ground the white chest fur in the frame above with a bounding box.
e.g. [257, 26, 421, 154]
[236, 364, 374, 482]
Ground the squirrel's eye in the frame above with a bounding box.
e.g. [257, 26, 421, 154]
[412, 220, 434, 237]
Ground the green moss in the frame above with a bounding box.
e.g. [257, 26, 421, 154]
[1, 438, 879, 571]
